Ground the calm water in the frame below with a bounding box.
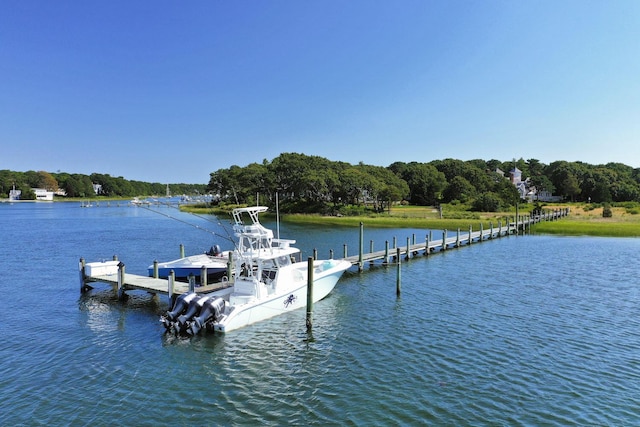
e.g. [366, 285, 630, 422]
[1, 202, 639, 426]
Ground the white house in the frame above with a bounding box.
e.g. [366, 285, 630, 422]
[9, 186, 21, 201]
[34, 188, 54, 201]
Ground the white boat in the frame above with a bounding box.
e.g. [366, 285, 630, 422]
[131, 197, 150, 206]
[161, 206, 352, 334]
[148, 247, 229, 283]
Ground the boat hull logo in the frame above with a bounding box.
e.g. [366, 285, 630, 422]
[284, 294, 296, 307]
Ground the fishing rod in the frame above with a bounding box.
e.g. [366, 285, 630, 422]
[137, 203, 236, 245]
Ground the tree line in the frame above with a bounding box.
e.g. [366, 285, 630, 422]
[207, 153, 640, 213]
[0, 170, 207, 199]
[5, 155, 639, 210]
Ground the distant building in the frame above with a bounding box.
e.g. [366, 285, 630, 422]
[509, 167, 522, 185]
[9, 185, 21, 201]
[34, 188, 54, 201]
[505, 167, 563, 202]
[93, 183, 103, 195]
[8, 186, 54, 201]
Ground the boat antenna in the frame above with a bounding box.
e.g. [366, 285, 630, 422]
[276, 192, 280, 239]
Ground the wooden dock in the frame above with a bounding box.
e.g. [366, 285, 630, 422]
[343, 208, 569, 270]
[80, 208, 569, 299]
[79, 258, 231, 301]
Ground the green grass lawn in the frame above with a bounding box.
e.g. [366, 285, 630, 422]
[193, 203, 640, 238]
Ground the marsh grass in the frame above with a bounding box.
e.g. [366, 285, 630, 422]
[197, 202, 640, 237]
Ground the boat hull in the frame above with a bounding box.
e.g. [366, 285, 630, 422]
[213, 259, 351, 333]
[148, 253, 228, 283]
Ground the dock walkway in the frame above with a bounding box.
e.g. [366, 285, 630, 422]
[79, 258, 231, 301]
[81, 208, 569, 299]
[344, 208, 569, 269]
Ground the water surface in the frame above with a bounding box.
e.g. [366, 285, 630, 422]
[1, 202, 638, 425]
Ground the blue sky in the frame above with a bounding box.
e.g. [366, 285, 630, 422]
[2, 1, 639, 184]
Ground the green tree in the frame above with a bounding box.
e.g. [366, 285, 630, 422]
[389, 162, 445, 205]
[443, 175, 476, 203]
[472, 192, 502, 212]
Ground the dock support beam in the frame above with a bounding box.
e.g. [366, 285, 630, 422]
[167, 270, 175, 304]
[188, 274, 195, 293]
[306, 257, 314, 332]
[200, 266, 207, 287]
[227, 251, 234, 283]
[396, 248, 401, 297]
[384, 240, 389, 264]
[406, 237, 411, 260]
[358, 222, 364, 272]
[117, 262, 126, 300]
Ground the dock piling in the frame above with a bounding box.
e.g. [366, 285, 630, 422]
[306, 257, 314, 331]
[201, 266, 207, 287]
[167, 270, 175, 302]
[358, 222, 364, 272]
[117, 262, 126, 300]
[396, 248, 401, 297]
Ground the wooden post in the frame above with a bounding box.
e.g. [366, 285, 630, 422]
[358, 222, 364, 272]
[369, 240, 374, 266]
[168, 270, 175, 304]
[393, 236, 397, 249]
[201, 266, 207, 287]
[180, 244, 185, 258]
[117, 262, 126, 300]
[469, 225, 473, 245]
[79, 258, 88, 293]
[188, 274, 195, 293]
[306, 257, 314, 332]
[343, 244, 348, 259]
[153, 260, 159, 278]
[384, 240, 389, 264]
[456, 228, 461, 247]
[329, 249, 334, 260]
[226, 251, 233, 282]
[425, 235, 429, 256]
[313, 248, 318, 261]
[406, 237, 411, 260]
[480, 223, 484, 242]
[396, 248, 401, 297]
[442, 230, 447, 251]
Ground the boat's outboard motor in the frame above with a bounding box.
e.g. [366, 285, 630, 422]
[173, 295, 209, 335]
[160, 292, 197, 329]
[187, 297, 226, 336]
[208, 245, 222, 256]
